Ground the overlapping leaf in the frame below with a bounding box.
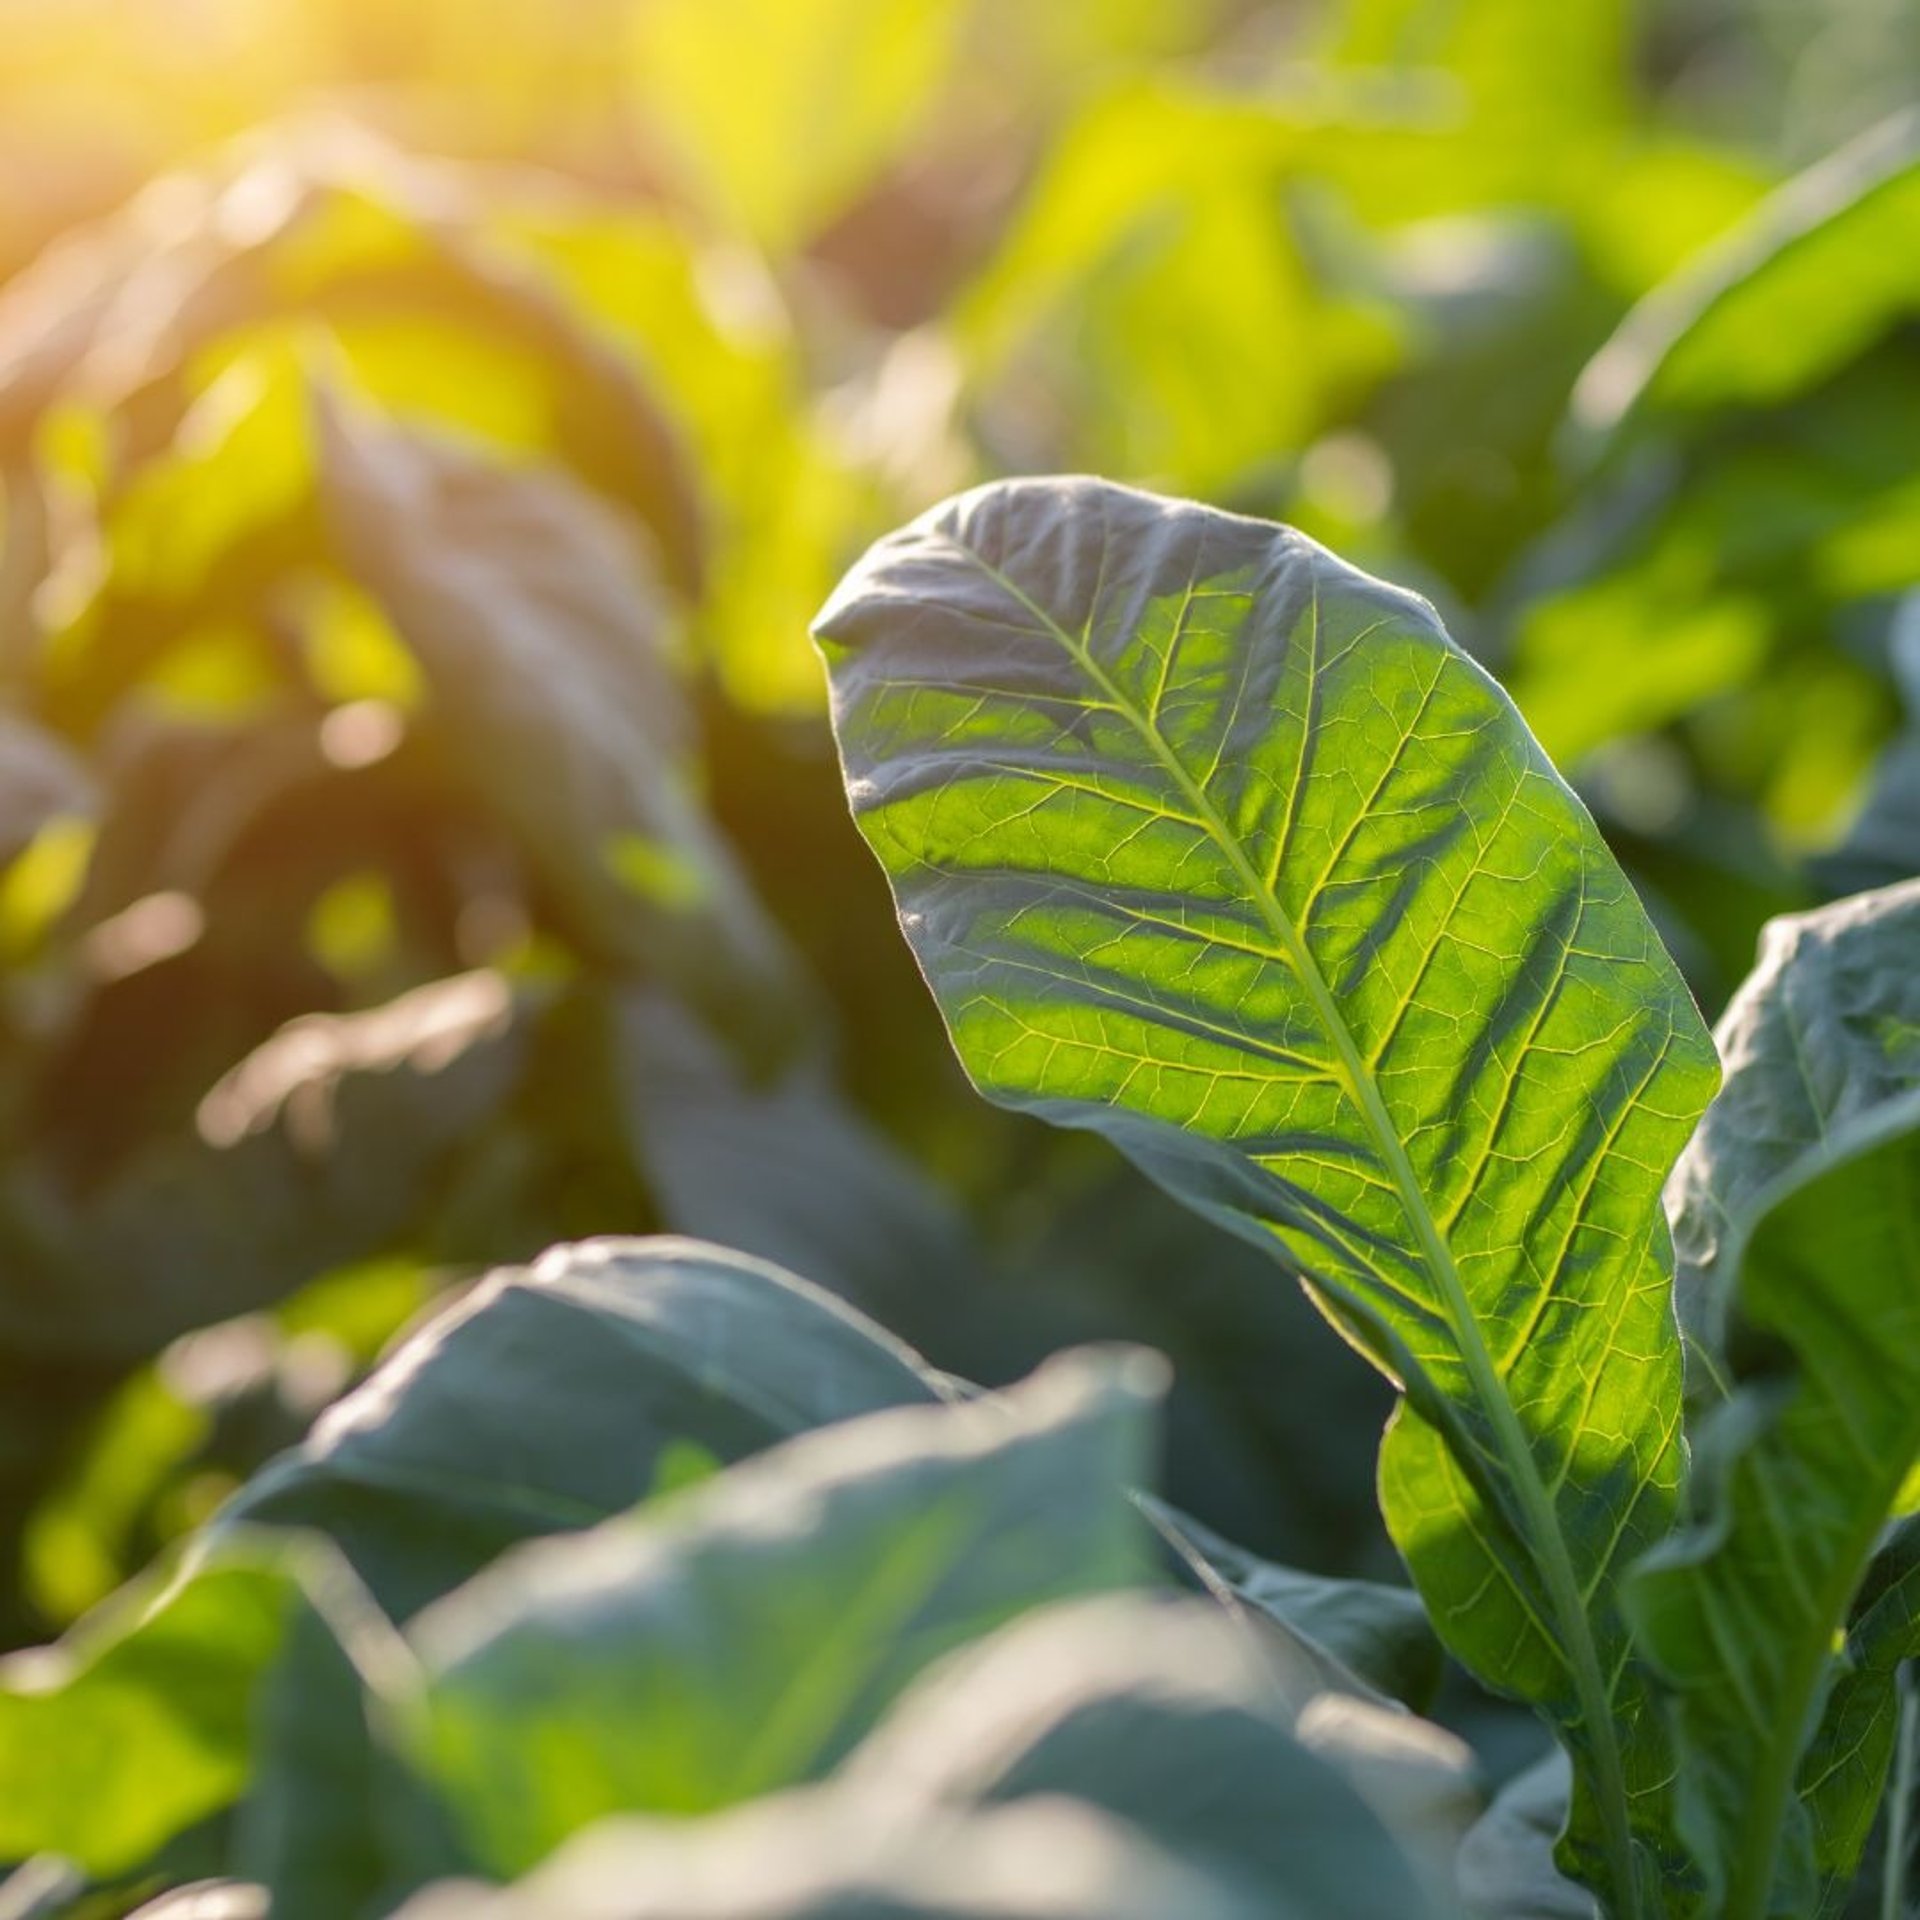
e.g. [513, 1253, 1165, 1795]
[843, 1593, 1457, 1917]
[407, 1346, 1160, 1876]
[213, 1235, 954, 1622]
[0, 1239, 954, 1892]
[816, 477, 1719, 1907]
[390, 1795, 1263, 1920]
[1631, 882, 1920, 1915]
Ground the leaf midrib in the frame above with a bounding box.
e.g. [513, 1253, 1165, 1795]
[936, 526, 1646, 1912]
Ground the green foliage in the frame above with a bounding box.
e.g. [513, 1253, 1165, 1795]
[1, 5, 1918, 1916]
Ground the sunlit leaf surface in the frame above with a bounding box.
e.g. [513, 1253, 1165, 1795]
[818, 475, 1718, 1902]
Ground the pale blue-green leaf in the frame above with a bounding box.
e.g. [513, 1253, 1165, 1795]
[841, 1592, 1449, 1918]
[407, 1346, 1162, 1878]
[210, 1235, 952, 1622]
[387, 1792, 1265, 1920]
[1457, 1751, 1596, 1920]
[1142, 1496, 1441, 1710]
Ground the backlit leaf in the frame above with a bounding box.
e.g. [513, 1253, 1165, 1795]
[816, 476, 1719, 1907]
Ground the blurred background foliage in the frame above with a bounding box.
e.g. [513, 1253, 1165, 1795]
[0, 0, 1914, 1652]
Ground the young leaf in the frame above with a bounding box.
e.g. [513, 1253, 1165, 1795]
[1801, 1514, 1920, 1906]
[815, 477, 1719, 1910]
[1629, 884, 1920, 1915]
[1573, 106, 1920, 447]
[407, 1346, 1161, 1877]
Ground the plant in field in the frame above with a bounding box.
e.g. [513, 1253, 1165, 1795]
[0, 46, 1917, 1920]
[816, 477, 1920, 1918]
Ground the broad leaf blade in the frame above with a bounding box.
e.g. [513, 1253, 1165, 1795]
[843, 1593, 1451, 1918]
[815, 477, 1718, 1904]
[1631, 885, 1920, 1915]
[213, 1235, 953, 1621]
[408, 1346, 1160, 1877]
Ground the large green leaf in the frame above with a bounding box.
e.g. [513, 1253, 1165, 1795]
[815, 477, 1719, 1909]
[392, 1595, 1449, 1919]
[842, 1592, 1454, 1917]
[407, 1346, 1159, 1878]
[213, 1235, 953, 1622]
[1629, 884, 1920, 1915]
